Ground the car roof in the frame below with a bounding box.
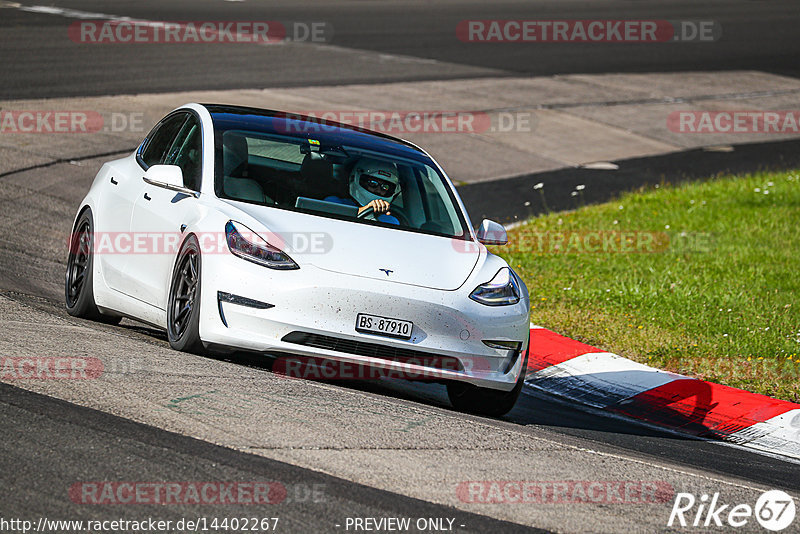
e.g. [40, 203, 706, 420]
[201, 104, 432, 162]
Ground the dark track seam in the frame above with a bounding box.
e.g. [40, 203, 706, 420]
[0, 148, 134, 179]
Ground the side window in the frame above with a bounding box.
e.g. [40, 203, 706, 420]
[164, 115, 202, 191]
[139, 113, 188, 169]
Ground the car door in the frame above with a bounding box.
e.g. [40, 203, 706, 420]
[127, 112, 203, 309]
[100, 112, 188, 295]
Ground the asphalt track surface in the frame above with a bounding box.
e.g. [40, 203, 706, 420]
[2, 1, 800, 532]
[1, 0, 799, 99]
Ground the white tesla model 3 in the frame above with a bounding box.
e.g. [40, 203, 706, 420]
[65, 104, 530, 416]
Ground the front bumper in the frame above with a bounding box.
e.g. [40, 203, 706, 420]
[198, 255, 530, 391]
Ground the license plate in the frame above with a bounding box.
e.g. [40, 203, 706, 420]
[356, 313, 413, 340]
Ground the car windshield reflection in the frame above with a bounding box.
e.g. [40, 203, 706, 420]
[214, 128, 470, 240]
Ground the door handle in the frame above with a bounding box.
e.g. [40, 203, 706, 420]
[110, 177, 118, 185]
[144, 193, 151, 201]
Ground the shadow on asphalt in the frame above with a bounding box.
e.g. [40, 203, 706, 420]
[213, 349, 695, 441]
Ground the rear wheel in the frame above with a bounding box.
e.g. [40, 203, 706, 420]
[65, 209, 121, 324]
[447, 350, 528, 417]
[167, 235, 204, 354]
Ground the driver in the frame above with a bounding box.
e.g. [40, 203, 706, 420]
[325, 157, 400, 225]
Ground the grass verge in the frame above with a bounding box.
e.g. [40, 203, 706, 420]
[498, 170, 800, 402]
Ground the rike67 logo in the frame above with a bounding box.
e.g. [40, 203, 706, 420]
[668, 490, 796, 531]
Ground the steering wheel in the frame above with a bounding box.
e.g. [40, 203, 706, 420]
[357, 206, 375, 219]
[357, 206, 412, 226]
[390, 209, 410, 227]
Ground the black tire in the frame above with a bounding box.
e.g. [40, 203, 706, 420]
[65, 209, 122, 325]
[167, 235, 204, 354]
[447, 349, 529, 417]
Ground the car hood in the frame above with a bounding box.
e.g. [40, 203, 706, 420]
[228, 201, 480, 291]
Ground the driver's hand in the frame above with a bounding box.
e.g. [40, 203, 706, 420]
[358, 199, 391, 216]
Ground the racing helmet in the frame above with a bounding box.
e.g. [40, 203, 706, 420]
[348, 157, 400, 206]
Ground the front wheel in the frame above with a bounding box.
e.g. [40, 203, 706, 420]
[447, 350, 528, 417]
[65, 209, 121, 324]
[167, 235, 204, 354]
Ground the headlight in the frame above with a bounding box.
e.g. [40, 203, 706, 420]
[469, 267, 520, 306]
[225, 221, 298, 270]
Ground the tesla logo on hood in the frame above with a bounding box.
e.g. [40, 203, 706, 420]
[379, 268, 393, 276]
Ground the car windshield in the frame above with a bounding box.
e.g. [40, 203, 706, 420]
[213, 128, 470, 240]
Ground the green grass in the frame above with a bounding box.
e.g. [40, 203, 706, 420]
[497, 170, 800, 402]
